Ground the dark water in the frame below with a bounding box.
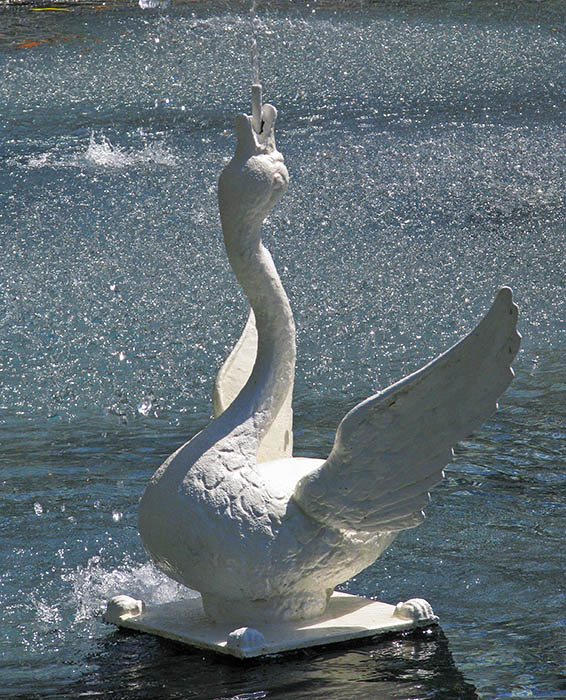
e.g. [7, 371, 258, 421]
[1, 1, 565, 698]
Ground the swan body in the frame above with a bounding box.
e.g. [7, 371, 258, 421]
[138, 101, 520, 625]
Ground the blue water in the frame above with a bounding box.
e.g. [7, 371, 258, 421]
[1, 1, 566, 697]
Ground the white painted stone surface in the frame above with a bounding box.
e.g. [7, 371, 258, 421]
[135, 95, 521, 627]
[104, 592, 438, 659]
[212, 309, 293, 462]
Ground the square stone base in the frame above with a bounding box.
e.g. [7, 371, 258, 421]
[103, 591, 438, 659]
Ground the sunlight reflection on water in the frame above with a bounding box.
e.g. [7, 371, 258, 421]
[1, 1, 566, 698]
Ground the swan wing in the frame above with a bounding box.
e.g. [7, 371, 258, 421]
[293, 287, 520, 533]
[212, 310, 257, 418]
[213, 309, 294, 462]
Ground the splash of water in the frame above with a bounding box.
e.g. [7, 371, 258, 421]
[84, 133, 177, 169]
[62, 555, 198, 625]
[15, 133, 177, 171]
[138, 0, 170, 10]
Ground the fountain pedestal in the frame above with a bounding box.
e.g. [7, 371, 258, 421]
[104, 592, 438, 659]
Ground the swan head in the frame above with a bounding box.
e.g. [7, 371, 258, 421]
[218, 104, 289, 238]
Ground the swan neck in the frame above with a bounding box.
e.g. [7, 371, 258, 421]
[223, 223, 295, 442]
[215, 106, 293, 446]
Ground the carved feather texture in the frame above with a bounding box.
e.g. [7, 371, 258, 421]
[293, 287, 520, 533]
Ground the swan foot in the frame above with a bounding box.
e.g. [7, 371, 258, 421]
[104, 595, 146, 624]
[201, 590, 331, 624]
[393, 598, 438, 626]
[226, 627, 266, 655]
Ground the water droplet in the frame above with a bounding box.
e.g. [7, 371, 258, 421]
[112, 511, 123, 522]
[137, 396, 153, 416]
[33, 502, 43, 516]
[119, 351, 126, 362]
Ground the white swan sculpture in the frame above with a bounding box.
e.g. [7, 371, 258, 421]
[138, 99, 520, 625]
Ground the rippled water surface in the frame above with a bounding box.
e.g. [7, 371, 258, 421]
[1, 1, 565, 698]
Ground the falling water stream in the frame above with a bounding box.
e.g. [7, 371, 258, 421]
[1, 1, 566, 698]
[251, 0, 260, 86]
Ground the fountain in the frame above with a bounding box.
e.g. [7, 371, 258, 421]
[8, 1, 566, 692]
[103, 83, 520, 658]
